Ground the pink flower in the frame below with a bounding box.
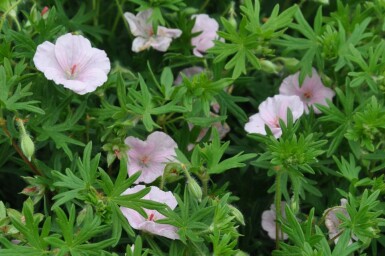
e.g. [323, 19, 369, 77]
[120, 185, 179, 240]
[124, 9, 182, 52]
[33, 33, 111, 95]
[174, 66, 204, 85]
[125, 131, 178, 184]
[279, 69, 335, 114]
[324, 199, 356, 244]
[187, 114, 230, 151]
[261, 202, 288, 240]
[244, 95, 304, 138]
[191, 14, 220, 57]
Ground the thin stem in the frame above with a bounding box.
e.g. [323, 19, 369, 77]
[92, 0, 99, 26]
[1, 125, 43, 176]
[159, 173, 165, 190]
[199, 0, 210, 13]
[113, 0, 130, 35]
[200, 172, 209, 197]
[275, 171, 282, 249]
[0, 0, 23, 32]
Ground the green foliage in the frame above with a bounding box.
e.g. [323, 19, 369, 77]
[1, 0, 385, 255]
[273, 206, 361, 256]
[179, 129, 256, 175]
[0, 58, 44, 115]
[209, 0, 297, 79]
[345, 97, 385, 152]
[343, 190, 385, 247]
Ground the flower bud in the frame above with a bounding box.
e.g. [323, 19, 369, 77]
[228, 204, 245, 225]
[277, 57, 300, 72]
[314, 0, 329, 4]
[227, 2, 237, 29]
[187, 178, 202, 201]
[20, 133, 35, 161]
[76, 207, 88, 225]
[41, 6, 49, 17]
[260, 59, 280, 74]
[290, 197, 299, 215]
[235, 251, 249, 256]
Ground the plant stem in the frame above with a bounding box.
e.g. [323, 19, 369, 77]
[113, 0, 130, 35]
[92, 0, 99, 26]
[199, 0, 210, 13]
[275, 171, 282, 249]
[200, 172, 209, 197]
[1, 125, 43, 176]
[0, 0, 22, 32]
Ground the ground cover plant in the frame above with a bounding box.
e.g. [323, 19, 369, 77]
[1, 0, 385, 255]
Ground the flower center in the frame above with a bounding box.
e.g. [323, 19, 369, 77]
[66, 64, 78, 79]
[148, 28, 154, 37]
[303, 91, 312, 99]
[272, 117, 280, 128]
[148, 213, 155, 221]
[139, 155, 150, 167]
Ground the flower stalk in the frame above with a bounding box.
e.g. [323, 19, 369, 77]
[275, 170, 282, 249]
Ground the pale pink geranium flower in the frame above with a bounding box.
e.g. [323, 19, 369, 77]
[125, 131, 178, 184]
[261, 202, 288, 240]
[191, 14, 220, 57]
[174, 66, 205, 85]
[120, 185, 179, 239]
[124, 9, 182, 52]
[187, 113, 230, 151]
[33, 33, 111, 95]
[324, 198, 356, 244]
[244, 95, 304, 138]
[279, 69, 335, 114]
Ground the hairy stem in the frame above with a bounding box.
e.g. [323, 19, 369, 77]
[1, 124, 43, 176]
[275, 171, 282, 249]
[113, 0, 130, 35]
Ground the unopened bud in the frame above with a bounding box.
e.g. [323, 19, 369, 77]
[228, 16, 237, 30]
[187, 178, 202, 201]
[260, 59, 280, 74]
[290, 197, 299, 215]
[21, 186, 38, 196]
[276, 57, 300, 72]
[235, 251, 249, 256]
[365, 227, 377, 236]
[227, 2, 237, 29]
[20, 133, 35, 161]
[41, 6, 49, 17]
[228, 204, 245, 225]
[313, 0, 329, 4]
[76, 207, 88, 225]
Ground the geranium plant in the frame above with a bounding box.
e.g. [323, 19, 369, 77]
[0, 0, 385, 255]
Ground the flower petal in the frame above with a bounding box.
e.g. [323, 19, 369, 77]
[147, 132, 177, 161]
[54, 33, 94, 73]
[132, 37, 151, 52]
[244, 113, 268, 135]
[74, 68, 108, 94]
[174, 66, 204, 85]
[120, 185, 179, 240]
[120, 207, 146, 229]
[191, 14, 219, 56]
[150, 36, 173, 52]
[138, 221, 180, 240]
[124, 11, 152, 38]
[84, 48, 111, 75]
[147, 186, 178, 209]
[33, 41, 66, 83]
[135, 161, 165, 184]
[157, 27, 182, 39]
